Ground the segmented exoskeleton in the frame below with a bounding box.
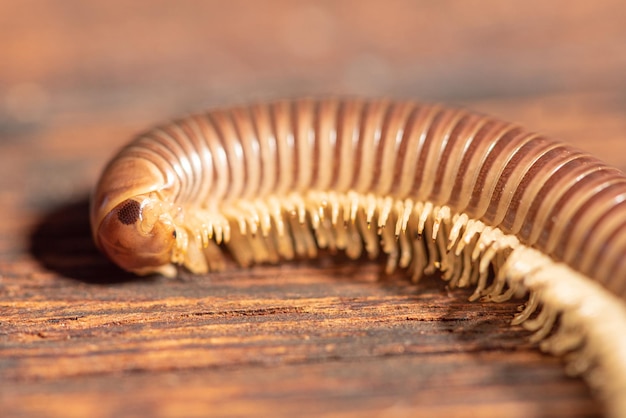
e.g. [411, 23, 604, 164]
[91, 99, 626, 417]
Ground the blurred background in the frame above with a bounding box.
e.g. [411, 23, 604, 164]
[2, 0, 626, 122]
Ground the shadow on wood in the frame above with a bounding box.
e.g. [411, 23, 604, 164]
[28, 195, 154, 284]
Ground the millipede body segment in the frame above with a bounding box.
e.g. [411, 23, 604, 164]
[91, 98, 626, 417]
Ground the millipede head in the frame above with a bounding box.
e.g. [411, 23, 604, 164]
[95, 195, 177, 276]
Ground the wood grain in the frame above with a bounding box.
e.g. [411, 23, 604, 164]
[2, 1, 626, 417]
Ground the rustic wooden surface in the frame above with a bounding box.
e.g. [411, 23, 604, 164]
[2, 1, 626, 417]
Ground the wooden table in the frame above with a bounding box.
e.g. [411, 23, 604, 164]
[2, 1, 625, 417]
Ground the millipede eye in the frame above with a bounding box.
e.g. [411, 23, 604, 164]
[117, 200, 141, 225]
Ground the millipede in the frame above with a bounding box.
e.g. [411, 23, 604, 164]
[90, 98, 626, 417]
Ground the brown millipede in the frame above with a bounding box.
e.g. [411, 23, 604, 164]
[91, 98, 626, 417]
